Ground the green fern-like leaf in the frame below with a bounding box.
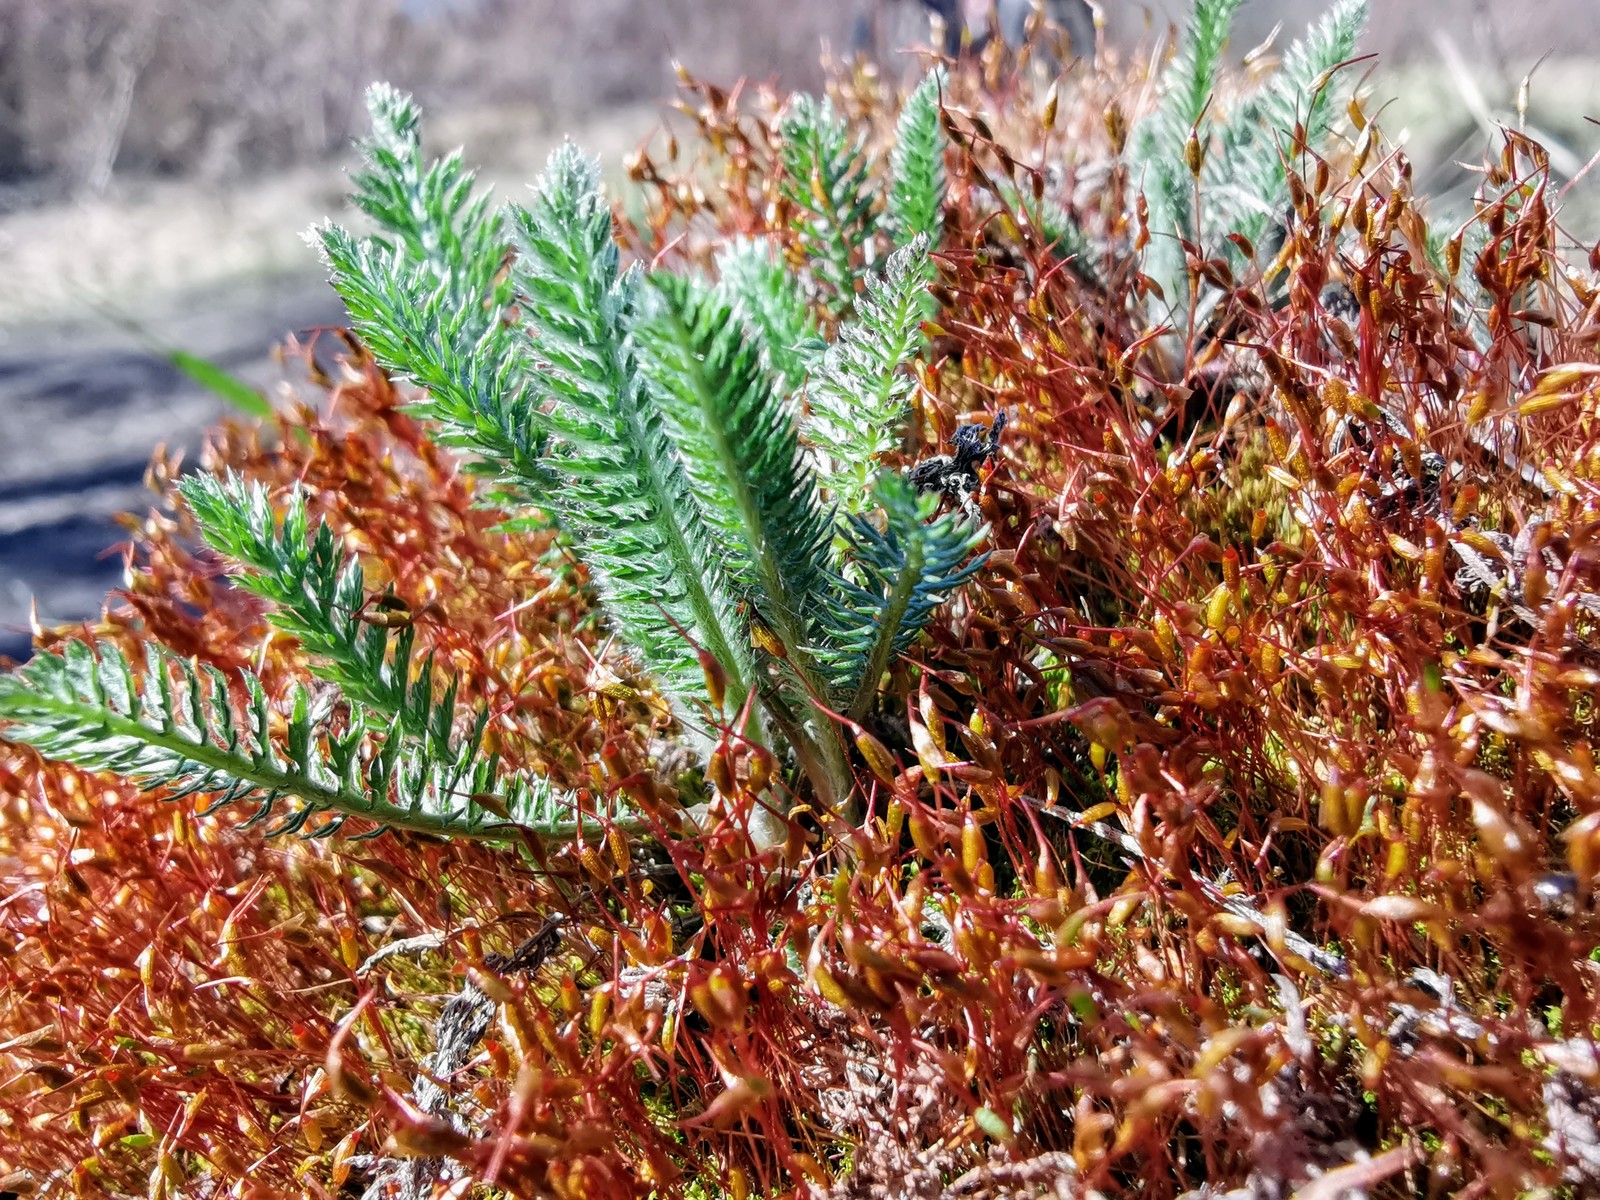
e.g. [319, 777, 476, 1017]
[350, 83, 509, 311]
[888, 69, 949, 248]
[353, 84, 508, 299]
[804, 235, 934, 515]
[638, 274, 833, 655]
[0, 640, 587, 840]
[820, 473, 988, 718]
[778, 94, 877, 315]
[636, 273, 855, 800]
[318, 88, 543, 510]
[1156, 0, 1246, 143]
[181, 472, 439, 737]
[319, 227, 549, 511]
[714, 237, 821, 397]
[509, 143, 756, 728]
[1203, 0, 1368, 253]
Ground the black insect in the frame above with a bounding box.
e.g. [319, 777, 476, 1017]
[909, 410, 1007, 521]
[485, 913, 569, 974]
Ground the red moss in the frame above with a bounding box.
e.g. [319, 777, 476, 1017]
[5, 30, 1600, 1200]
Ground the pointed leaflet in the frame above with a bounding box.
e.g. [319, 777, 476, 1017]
[819, 473, 988, 718]
[509, 143, 754, 720]
[804, 235, 935, 515]
[637, 273, 833, 660]
[888, 68, 949, 248]
[778, 93, 876, 314]
[319, 88, 542, 507]
[714, 237, 820, 398]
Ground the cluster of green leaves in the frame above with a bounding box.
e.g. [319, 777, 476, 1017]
[0, 73, 980, 836]
[2, 0, 1375, 840]
[472, 123, 977, 806]
[775, 69, 947, 516]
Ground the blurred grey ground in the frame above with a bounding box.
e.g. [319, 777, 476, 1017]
[0, 279, 347, 660]
[0, 0, 1596, 661]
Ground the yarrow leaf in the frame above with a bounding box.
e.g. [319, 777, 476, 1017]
[778, 93, 876, 315]
[510, 143, 756, 729]
[820, 473, 988, 718]
[804, 235, 935, 515]
[0, 639, 591, 839]
[888, 68, 949, 248]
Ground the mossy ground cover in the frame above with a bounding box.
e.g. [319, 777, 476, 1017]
[4, 10, 1600, 1197]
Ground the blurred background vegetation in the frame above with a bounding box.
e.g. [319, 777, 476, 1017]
[0, 0, 1595, 659]
[0, 1, 1593, 196]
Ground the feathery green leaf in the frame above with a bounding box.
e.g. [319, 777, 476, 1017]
[179, 472, 439, 738]
[319, 85, 541, 510]
[350, 83, 509, 304]
[318, 224, 549, 510]
[638, 274, 833, 645]
[510, 143, 755, 728]
[0, 640, 594, 840]
[820, 473, 988, 717]
[778, 94, 876, 315]
[1158, 0, 1246, 141]
[889, 69, 949, 248]
[1203, 0, 1368, 252]
[804, 235, 934, 515]
[714, 237, 821, 397]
